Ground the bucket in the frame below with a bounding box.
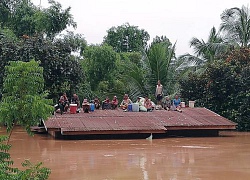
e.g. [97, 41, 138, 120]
[90, 103, 95, 111]
[181, 102, 185, 108]
[189, 101, 195, 108]
[132, 103, 139, 112]
[128, 104, 132, 112]
[70, 104, 77, 114]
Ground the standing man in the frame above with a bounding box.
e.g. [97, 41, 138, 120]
[155, 80, 163, 106]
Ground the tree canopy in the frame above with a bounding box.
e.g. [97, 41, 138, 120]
[83, 44, 118, 91]
[0, 60, 54, 134]
[0, 0, 76, 38]
[103, 23, 150, 52]
[179, 48, 250, 131]
[220, 5, 250, 48]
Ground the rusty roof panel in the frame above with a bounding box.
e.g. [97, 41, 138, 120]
[44, 117, 61, 128]
[44, 107, 236, 135]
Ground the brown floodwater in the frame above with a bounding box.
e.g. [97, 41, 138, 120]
[1, 127, 250, 180]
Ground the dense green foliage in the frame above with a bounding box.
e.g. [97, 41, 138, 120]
[0, 60, 54, 133]
[0, 61, 53, 179]
[108, 36, 178, 101]
[0, 0, 76, 38]
[82, 45, 131, 100]
[0, 34, 85, 102]
[0, 136, 17, 179]
[0, 0, 81, 100]
[180, 48, 250, 131]
[83, 44, 118, 91]
[178, 5, 250, 131]
[146, 40, 176, 93]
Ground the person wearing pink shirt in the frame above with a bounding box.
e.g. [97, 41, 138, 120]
[111, 96, 119, 109]
[144, 95, 153, 112]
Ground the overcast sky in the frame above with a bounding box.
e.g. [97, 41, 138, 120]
[32, 0, 249, 56]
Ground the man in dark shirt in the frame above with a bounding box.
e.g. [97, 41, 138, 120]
[71, 93, 80, 108]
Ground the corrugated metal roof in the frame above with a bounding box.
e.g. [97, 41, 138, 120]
[44, 107, 236, 135]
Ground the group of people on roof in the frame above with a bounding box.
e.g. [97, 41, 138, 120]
[55, 80, 182, 114]
[153, 80, 182, 112]
[55, 93, 80, 114]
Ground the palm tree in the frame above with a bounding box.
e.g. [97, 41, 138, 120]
[220, 5, 250, 48]
[121, 60, 148, 101]
[120, 39, 177, 100]
[145, 41, 176, 94]
[178, 27, 227, 71]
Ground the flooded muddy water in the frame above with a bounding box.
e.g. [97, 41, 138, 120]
[1, 127, 250, 180]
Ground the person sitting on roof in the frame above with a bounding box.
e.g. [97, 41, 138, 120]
[136, 96, 147, 112]
[82, 98, 90, 113]
[120, 94, 132, 111]
[71, 93, 80, 108]
[111, 96, 119, 109]
[144, 95, 153, 112]
[163, 96, 171, 111]
[59, 92, 69, 114]
[94, 96, 101, 109]
[102, 96, 111, 110]
[173, 94, 182, 112]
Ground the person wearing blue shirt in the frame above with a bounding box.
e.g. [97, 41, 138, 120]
[173, 95, 182, 112]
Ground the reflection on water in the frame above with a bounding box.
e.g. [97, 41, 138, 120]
[1, 127, 250, 180]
